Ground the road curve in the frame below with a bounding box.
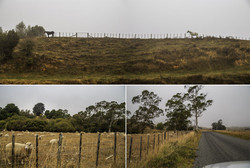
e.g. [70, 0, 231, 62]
[193, 131, 250, 168]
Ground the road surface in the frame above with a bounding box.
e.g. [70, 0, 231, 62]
[194, 132, 250, 168]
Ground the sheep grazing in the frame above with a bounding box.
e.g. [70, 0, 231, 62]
[4, 134, 9, 137]
[39, 135, 45, 140]
[17, 133, 23, 136]
[49, 139, 58, 145]
[5, 142, 33, 164]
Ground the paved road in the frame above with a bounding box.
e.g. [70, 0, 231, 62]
[194, 132, 250, 168]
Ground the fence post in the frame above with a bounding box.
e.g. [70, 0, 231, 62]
[11, 135, 15, 168]
[114, 132, 117, 164]
[140, 136, 142, 161]
[128, 137, 133, 164]
[167, 131, 169, 141]
[36, 135, 39, 168]
[78, 133, 82, 168]
[153, 134, 155, 152]
[147, 134, 149, 154]
[158, 134, 160, 150]
[164, 131, 166, 140]
[96, 133, 101, 167]
[57, 133, 63, 168]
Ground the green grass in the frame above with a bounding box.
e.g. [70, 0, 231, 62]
[1, 37, 250, 84]
[139, 132, 201, 168]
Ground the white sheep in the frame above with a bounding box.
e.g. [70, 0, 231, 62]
[4, 134, 9, 137]
[5, 142, 33, 164]
[49, 139, 58, 144]
[38, 135, 45, 140]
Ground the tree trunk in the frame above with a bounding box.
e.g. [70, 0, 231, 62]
[195, 111, 198, 132]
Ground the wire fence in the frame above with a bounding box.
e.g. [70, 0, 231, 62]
[0, 131, 125, 168]
[127, 131, 192, 167]
[49, 32, 250, 41]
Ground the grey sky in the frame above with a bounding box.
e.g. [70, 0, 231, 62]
[0, 0, 250, 38]
[0, 85, 125, 115]
[127, 85, 250, 128]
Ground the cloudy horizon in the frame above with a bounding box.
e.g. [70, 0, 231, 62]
[0, 0, 250, 38]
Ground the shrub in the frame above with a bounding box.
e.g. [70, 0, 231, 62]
[0, 120, 6, 130]
[25, 119, 48, 131]
[0, 30, 19, 61]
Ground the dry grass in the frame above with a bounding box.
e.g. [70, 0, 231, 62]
[127, 131, 194, 168]
[0, 37, 250, 84]
[0, 131, 125, 168]
[215, 130, 250, 141]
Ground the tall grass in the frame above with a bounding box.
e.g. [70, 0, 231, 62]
[0, 131, 125, 168]
[128, 131, 200, 168]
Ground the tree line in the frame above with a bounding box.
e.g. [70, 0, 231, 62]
[128, 85, 213, 133]
[0, 101, 125, 133]
[0, 85, 215, 133]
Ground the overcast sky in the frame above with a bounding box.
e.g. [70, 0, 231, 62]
[0, 0, 250, 38]
[0, 85, 125, 115]
[127, 85, 250, 128]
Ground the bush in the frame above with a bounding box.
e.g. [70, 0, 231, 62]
[0, 120, 6, 130]
[0, 30, 19, 61]
[25, 119, 48, 131]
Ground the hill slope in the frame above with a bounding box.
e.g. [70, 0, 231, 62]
[0, 37, 250, 84]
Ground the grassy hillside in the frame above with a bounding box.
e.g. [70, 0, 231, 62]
[1, 37, 250, 84]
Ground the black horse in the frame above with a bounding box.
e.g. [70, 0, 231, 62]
[44, 31, 54, 37]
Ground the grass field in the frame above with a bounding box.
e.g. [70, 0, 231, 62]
[215, 130, 250, 141]
[0, 131, 125, 168]
[0, 37, 250, 84]
[127, 131, 199, 168]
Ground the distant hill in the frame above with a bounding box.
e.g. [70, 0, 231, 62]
[0, 37, 250, 84]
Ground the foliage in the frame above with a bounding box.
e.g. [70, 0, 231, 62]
[45, 109, 70, 119]
[33, 102, 45, 116]
[0, 120, 6, 130]
[212, 119, 226, 130]
[131, 90, 163, 133]
[184, 85, 213, 131]
[156, 122, 164, 130]
[144, 132, 201, 168]
[0, 103, 20, 120]
[15, 21, 45, 38]
[26, 25, 45, 37]
[16, 21, 26, 38]
[0, 30, 19, 61]
[165, 93, 191, 131]
[0, 27, 3, 33]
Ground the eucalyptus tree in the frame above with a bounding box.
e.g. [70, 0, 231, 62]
[165, 93, 191, 131]
[184, 85, 213, 131]
[132, 90, 164, 133]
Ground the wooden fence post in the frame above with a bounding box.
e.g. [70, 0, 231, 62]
[140, 136, 142, 161]
[96, 133, 101, 167]
[128, 137, 133, 164]
[57, 133, 63, 168]
[78, 133, 82, 168]
[153, 134, 155, 152]
[11, 135, 15, 168]
[114, 132, 117, 163]
[158, 134, 160, 150]
[147, 134, 149, 154]
[36, 135, 39, 168]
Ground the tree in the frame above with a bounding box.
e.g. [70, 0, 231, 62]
[212, 119, 226, 130]
[33, 103, 45, 116]
[45, 109, 70, 119]
[165, 93, 191, 131]
[156, 122, 164, 130]
[0, 30, 19, 61]
[0, 27, 3, 33]
[26, 25, 45, 37]
[131, 90, 164, 133]
[0, 103, 20, 120]
[16, 21, 26, 38]
[184, 85, 213, 131]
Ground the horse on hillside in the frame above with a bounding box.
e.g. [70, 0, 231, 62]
[44, 31, 54, 37]
[187, 30, 198, 38]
